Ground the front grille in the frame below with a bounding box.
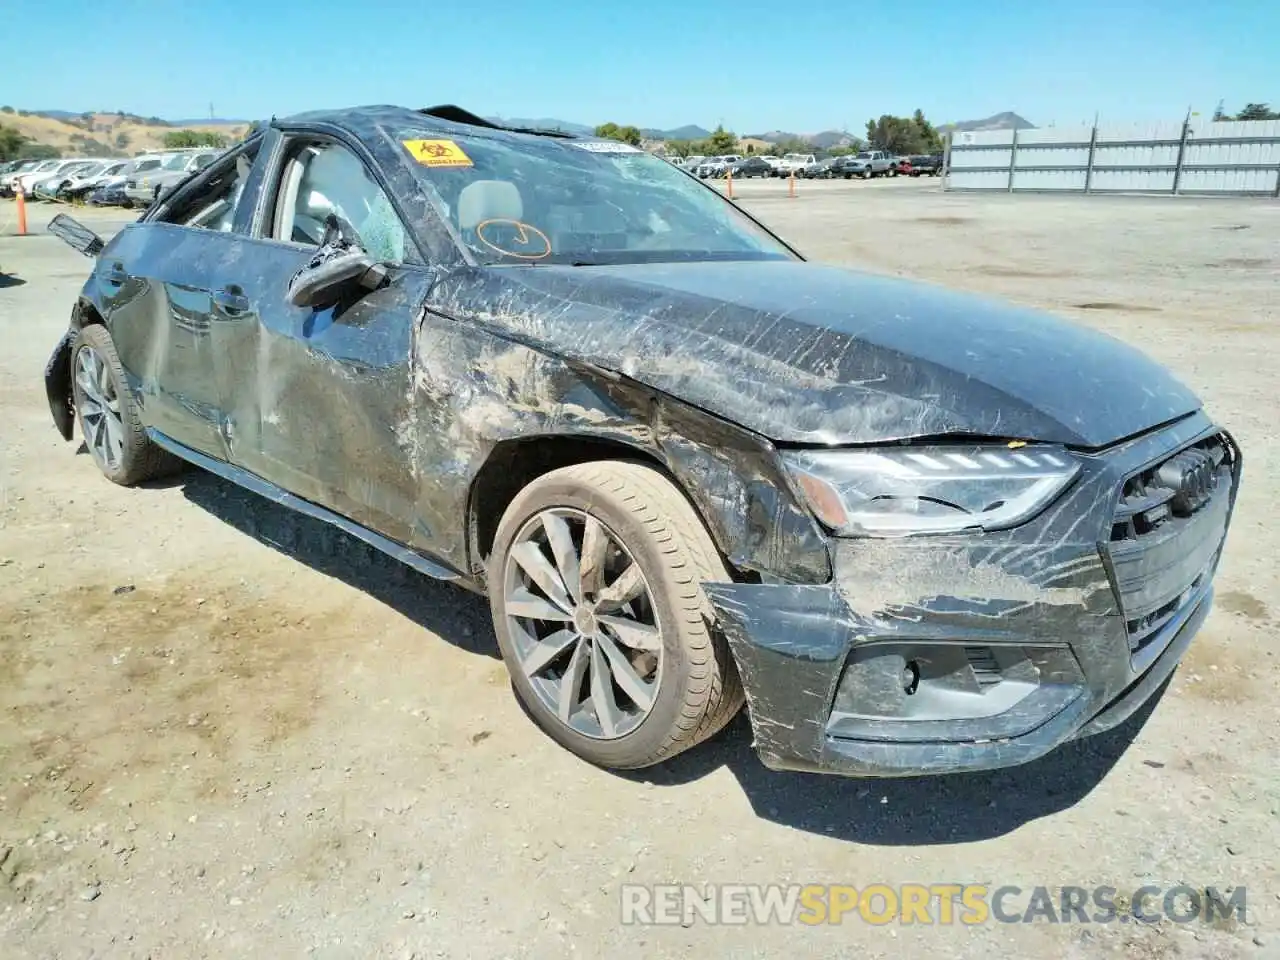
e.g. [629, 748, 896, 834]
[1108, 434, 1234, 661]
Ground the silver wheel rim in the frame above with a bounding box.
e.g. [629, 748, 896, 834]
[503, 507, 662, 740]
[75, 345, 125, 472]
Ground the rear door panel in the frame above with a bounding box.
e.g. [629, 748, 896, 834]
[99, 223, 229, 459]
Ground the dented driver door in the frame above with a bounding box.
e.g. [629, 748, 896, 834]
[209, 236, 437, 551]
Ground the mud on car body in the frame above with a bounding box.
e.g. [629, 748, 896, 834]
[43, 104, 1241, 778]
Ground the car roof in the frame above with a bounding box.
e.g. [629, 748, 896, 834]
[280, 103, 585, 146]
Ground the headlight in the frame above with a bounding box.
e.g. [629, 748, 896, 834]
[782, 445, 1080, 537]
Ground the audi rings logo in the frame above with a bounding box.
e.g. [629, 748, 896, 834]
[1158, 451, 1216, 516]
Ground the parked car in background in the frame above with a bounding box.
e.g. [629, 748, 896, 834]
[0, 159, 42, 196]
[892, 157, 913, 176]
[62, 160, 132, 201]
[843, 150, 896, 179]
[36, 160, 109, 200]
[30, 160, 97, 200]
[908, 154, 943, 176]
[731, 156, 773, 178]
[42, 102, 1242, 780]
[88, 182, 132, 207]
[12, 158, 90, 198]
[85, 158, 152, 207]
[774, 152, 815, 177]
[123, 149, 221, 205]
[696, 155, 741, 178]
[799, 158, 834, 179]
[826, 155, 864, 179]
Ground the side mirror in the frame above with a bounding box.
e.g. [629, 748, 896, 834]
[288, 249, 388, 308]
[287, 213, 390, 309]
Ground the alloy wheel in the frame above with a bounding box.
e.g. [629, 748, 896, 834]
[503, 507, 663, 740]
[75, 345, 125, 472]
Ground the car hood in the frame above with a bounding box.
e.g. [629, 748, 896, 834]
[427, 260, 1200, 447]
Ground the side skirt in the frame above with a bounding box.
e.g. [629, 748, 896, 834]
[147, 429, 462, 583]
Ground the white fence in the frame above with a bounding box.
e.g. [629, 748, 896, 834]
[945, 118, 1280, 196]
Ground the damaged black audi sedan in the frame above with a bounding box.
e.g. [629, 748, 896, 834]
[44, 104, 1241, 777]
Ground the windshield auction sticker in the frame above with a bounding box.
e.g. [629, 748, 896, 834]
[402, 139, 474, 168]
[572, 141, 643, 153]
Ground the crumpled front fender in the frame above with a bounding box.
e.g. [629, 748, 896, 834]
[45, 328, 76, 441]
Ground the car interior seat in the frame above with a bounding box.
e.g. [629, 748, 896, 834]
[458, 180, 524, 232]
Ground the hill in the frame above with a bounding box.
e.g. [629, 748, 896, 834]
[745, 129, 858, 148]
[642, 124, 712, 141]
[0, 110, 248, 157]
[938, 111, 1034, 133]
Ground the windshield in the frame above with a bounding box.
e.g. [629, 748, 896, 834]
[134, 159, 161, 172]
[394, 128, 793, 266]
[75, 162, 107, 178]
[160, 153, 191, 171]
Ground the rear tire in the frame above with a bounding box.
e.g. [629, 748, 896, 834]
[489, 461, 744, 770]
[71, 324, 182, 486]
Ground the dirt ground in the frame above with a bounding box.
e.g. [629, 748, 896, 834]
[1, 182, 1277, 959]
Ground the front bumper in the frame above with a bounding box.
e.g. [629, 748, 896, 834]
[704, 413, 1241, 777]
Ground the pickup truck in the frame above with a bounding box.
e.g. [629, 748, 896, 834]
[843, 150, 896, 179]
[774, 153, 816, 177]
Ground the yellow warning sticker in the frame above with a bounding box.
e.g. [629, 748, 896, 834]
[402, 139, 474, 168]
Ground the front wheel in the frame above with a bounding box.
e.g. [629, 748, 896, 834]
[489, 461, 744, 769]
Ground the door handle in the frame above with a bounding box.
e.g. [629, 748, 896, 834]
[103, 261, 128, 286]
[212, 286, 250, 316]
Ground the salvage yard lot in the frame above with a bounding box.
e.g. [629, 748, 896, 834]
[1, 181, 1277, 958]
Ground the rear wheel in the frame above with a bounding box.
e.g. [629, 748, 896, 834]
[489, 461, 743, 769]
[71, 324, 181, 486]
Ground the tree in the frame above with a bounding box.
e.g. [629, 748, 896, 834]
[771, 136, 813, 156]
[18, 143, 60, 160]
[865, 109, 943, 155]
[0, 125, 27, 161]
[163, 129, 228, 149]
[1235, 102, 1279, 121]
[115, 131, 131, 150]
[705, 125, 738, 154]
[664, 138, 694, 157]
[0, 106, 13, 114]
[593, 122, 642, 146]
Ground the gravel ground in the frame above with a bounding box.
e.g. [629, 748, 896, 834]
[1, 186, 1277, 959]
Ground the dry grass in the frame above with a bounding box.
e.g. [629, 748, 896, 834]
[3, 110, 247, 156]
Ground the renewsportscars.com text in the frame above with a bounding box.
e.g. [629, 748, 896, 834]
[620, 883, 1248, 926]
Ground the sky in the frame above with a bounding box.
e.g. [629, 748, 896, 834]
[4, 0, 1277, 133]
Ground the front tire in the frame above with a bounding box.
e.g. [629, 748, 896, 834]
[489, 461, 743, 770]
[71, 324, 180, 486]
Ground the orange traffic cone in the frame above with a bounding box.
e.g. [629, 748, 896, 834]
[15, 187, 28, 236]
